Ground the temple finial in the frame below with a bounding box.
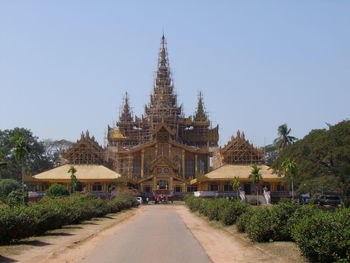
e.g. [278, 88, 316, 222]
[194, 91, 208, 123]
[119, 92, 133, 123]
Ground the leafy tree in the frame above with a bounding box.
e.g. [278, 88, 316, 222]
[231, 176, 241, 200]
[68, 166, 78, 193]
[249, 165, 262, 205]
[281, 158, 298, 199]
[45, 184, 69, 197]
[42, 139, 73, 166]
[273, 120, 350, 195]
[274, 124, 297, 152]
[0, 179, 21, 201]
[0, 128, 57, 181]
[263, 144, 278, 165]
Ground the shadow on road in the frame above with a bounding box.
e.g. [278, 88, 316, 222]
[0, 255, 17, 262]
[15, 240, 51, 247]
[43, 232, 73, 237]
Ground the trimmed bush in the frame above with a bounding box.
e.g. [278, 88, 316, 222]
[184, 195, 203, 212]
[6, 189, 28, 206]
[0, 206, 36, 244]
[45, 184, 69, 197]
[236, 207, 255, 233]
[269, 200, 298, 241]
[219, 201, 248, 225]
[291, 208, 350, 263]
[248, 197, 261, 206]
[245, 207, 275, 242]
[203, 198, 230, 221]
[0, 194, 138, 244]
[287, 205, 318, 233]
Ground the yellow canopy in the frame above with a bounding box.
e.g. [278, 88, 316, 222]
[32, 164, 121, 180]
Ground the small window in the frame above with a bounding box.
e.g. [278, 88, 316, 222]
[210, 184, 218, 191]
[187, 186, 197, 192]
[93, 183, 102, 191]
[144, 185, 152, 193]
[174, 185, 182, 192]
[277, 184, 285, 191]
[224, 184, 233, 191]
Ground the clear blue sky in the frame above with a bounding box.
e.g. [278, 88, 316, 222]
[1, 1, 349, 147]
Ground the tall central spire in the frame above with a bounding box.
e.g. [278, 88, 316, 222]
[144, 35, 182, 130]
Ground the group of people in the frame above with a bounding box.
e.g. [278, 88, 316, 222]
[154, 194, 167, 204]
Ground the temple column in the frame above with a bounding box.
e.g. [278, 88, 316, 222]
[169, 177, 173, 191]
[195, 154, 198, 174]
[168, 144, 171, 158]
[153, 176, 157, 190]
[128, 156, 133, 178]
[207, 155, 210, 173]
[141, 150, 145, 178]
[182, 150, 185, 178]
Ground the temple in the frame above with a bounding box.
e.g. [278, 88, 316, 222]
[26, 35, 286, 202]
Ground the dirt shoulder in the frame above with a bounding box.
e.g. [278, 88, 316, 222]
[0, 208, 140, 263]
[177, 206, 306, 263]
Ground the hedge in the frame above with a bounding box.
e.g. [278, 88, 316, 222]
[0, 194, 138, 244]
[184, 196, 248, 225]
[291, 208, 350, 263]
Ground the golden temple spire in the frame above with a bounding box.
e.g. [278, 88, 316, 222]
[194, 91, 209, 123]
[119, 92, 133, 123]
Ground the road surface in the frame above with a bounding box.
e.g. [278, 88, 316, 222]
[80, 205, 212, 263]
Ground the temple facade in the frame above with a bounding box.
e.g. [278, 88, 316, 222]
[106, 35, 218, 194]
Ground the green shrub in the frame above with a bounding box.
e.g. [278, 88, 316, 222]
[287, 205, 318, 233]
[0, 206, 36, 244]
[29, 200, 67, 234]
[219, 201, 248, 225]
[45, 184, 69, 197]
[248, 197, 261, 205]
[236, 207, 255, 233]
[0, 194, 138, 244]
[0, 179, 21, 200]
[204, 199, 230, 221]
[184, 195, 203, 212]
[245, 207, 275, 242]
[291, 208, 350, 263]
[269, 200, 298, 241]
[7, 189, 28, 206]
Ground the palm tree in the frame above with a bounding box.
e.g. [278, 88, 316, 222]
[281, 158, 298, 200]
[274, 124, 296, 151]
[68, 166, 78, 193]
[231, 176, 240, 200]
[249, 165, 262, 205]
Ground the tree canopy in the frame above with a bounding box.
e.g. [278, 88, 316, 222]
[273, 120, 350, 194]
[0, 128, 71, 182]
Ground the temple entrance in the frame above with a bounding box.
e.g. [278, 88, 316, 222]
[157, 179, 169, 190]
[244, 183, 251, 195]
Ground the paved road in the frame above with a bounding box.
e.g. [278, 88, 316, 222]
[80, 206, 212, 263]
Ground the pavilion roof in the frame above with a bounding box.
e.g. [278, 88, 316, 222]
[32, 164, 121, 180]
[190, 164, 282, 184]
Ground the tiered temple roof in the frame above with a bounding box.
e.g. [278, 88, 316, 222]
[213, 130, 264, 168]
[108, 35, 218, 149]
[62, 131, 105, 165]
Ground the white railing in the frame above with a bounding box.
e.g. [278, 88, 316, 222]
[194, 191, 218, 197]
